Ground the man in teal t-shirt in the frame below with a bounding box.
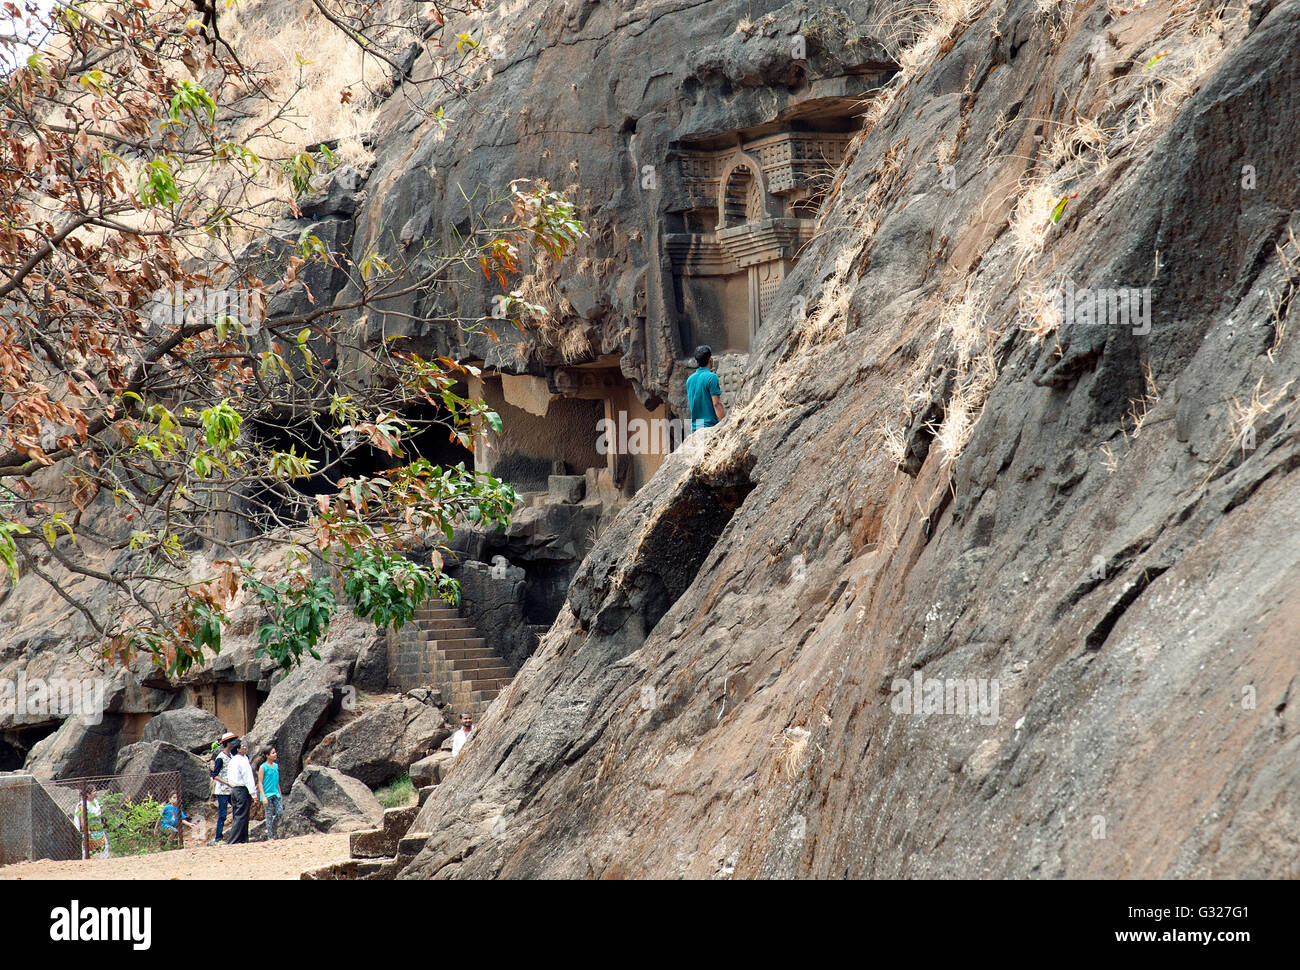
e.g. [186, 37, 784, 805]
[686, 345, 726, 431]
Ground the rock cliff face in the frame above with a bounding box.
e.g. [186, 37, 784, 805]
[2, 0, 1296, 878]
[390, 0, 1300, 877]
[349, 0, 899, 405]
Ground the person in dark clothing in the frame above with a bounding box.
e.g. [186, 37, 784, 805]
[225, 738, 256, 845]
[211, 732, 236, 845]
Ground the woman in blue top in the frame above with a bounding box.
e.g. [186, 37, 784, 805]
[258, 747, 283, 841]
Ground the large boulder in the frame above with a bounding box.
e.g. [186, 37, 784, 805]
[140, 708, 227, 755]
[24, 714, 127, 781]
[276, 765, 384, 837]
[351, 631, 389, 694]
[408, 750, 455, 789]
[114, 740, 211, 811]
[244, 654, 350, 791]
[304, 695, 450, 787]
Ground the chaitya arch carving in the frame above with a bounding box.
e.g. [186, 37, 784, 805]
[717, 156, 768, 228]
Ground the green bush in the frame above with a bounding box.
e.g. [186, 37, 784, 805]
[374, 773, 415, 808]
[97, 793, 179, 856]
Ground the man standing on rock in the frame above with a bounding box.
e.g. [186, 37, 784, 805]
[686, 345, 725, 433]
[451, 711, 473, 758]
[211, 732, 236, 845]
[225, 738, 256, 844]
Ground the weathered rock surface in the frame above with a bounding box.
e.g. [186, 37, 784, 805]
[278, 765, 385, 837]
[348, 0, 896, 408]
[408, 750, 454, 789]
[304, 695, 451, 787]
[140, 708, 228, 755]
[114, 740, 211, 809]
[2, 0, 1297, 883]
[383, 0, 1300, 879]
[24, 715, 129, 782]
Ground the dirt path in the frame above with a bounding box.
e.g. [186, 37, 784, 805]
[0, 833, 351, 880]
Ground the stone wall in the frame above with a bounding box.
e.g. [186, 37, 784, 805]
[0, 775, 82, 866]
[472, 375, 605, 491]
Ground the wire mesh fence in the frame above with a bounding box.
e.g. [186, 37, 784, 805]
[42, 771, 189, 861]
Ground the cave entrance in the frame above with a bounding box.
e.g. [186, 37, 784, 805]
[468, 370, 608, 493]
[190, 682, 260, 736]
[0, 723, 59, 772]
[244, 397, 476, 524]
[522, 558, 575, 624]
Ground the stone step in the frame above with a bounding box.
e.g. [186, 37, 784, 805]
[453, 665, 513, 681]
[397, 833, 431, 856]
[349, 827, 385, 859]
[434, 657, 504, 670]
[432, 657, 511, 676]
[418, 617, 476, 632]
[357, 855, 411, 881]
[301, 859, 358, 880]
[466, 677, 513, 691]
[435, 669, 513, 692]
[382, 806, 418, 840]
[421, 629, 479, 643]
[427, 637, 485, 651]
[350, 804, 419, 858]
[414, 607, 460, 619]
[417, 785, 436, 807]
[447, 688, 500, 708]
[428, 645, 495, 661]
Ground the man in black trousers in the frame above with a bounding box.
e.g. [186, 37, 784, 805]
[224, 738, 257, 844]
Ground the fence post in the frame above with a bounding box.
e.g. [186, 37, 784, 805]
[80, 782, 90, 860]
[176, 775, 184, 848]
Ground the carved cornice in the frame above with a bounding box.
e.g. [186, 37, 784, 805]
[667, 219, 812, 277]
[677, 131, 853, 215]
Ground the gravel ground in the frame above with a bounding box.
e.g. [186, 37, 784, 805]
[0, 833, 351, 880]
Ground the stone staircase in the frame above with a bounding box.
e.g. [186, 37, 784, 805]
[301, 752, 451, 881]
[389, 604, 514, 717]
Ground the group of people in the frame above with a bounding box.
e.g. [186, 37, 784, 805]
[202, 712, 472, 847]
[210, 731, 282, 845]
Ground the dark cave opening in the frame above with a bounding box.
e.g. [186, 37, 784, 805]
[647, 475, 756, 629]
[245, 400, 476, 522]
[0, 723, 59, 772]
[522, 558, 576, 625]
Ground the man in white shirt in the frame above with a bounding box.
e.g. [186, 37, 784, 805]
[451, 711, 473, 758]
[225, 739, 257, 844]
